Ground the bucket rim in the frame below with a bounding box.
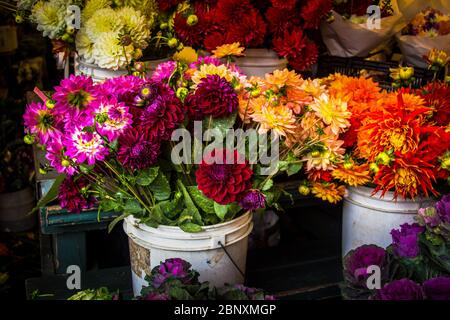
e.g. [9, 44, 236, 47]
[345, 186, 434, 203]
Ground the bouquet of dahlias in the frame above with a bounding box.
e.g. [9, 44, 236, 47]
[321, 0, 403, 57]
[173, 0, 333, 72]
[395, 1, 450, 68]
[15, 0, 185, 69]
[323, 71, 450, 200]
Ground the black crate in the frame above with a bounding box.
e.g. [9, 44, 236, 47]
[317, 55, 441, 90]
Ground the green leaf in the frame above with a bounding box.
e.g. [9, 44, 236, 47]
[177, 208, 193, 225]
[136, 167, 159, 186]
[179, 222, 203, 233]
[287, 162, 302, 176]
[177, 181, 203, 225]
[187, 186, 215, 214]
[225, 202, 241, 220]
[149, 171, 171, 201]
[214, 202, 228, 220]
[108, 212, 130, 233]
[261, 179, 273, 191]
[208, 112, 237, 136]
[159, 198, 184, 219]
[124, 199, 143, 214]
[169, 286, 194, 300]
[99, 199, 120, 212]
[29, 174, 66, 215]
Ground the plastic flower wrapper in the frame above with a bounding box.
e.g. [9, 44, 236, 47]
[216, 284, 276, 300]
[341, 244, 395, 300]
[68, 287, 119, 300]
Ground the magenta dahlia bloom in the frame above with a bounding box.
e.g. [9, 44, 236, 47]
[189, 56, 222, 69]
[94, 75, 146, 106]
[423, 276, 450, 300]
[46, 138, 77, 175]
[58, 176, 96, 213]
[23, 102, 62, 145]
[52, 75, 95, 117]
[376, 279, 423, 300]
[151, 61, 177, 83]
[239, 190, 266, 211]
[64, 127, 109, 166]
[188, 74, 238, 119]
[89, 97, 133, 141]
[117, 127, 161, 170]
[390, 223, 425, 259]
[138, 83, 184, 140]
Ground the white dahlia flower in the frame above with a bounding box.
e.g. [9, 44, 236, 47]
[92, 31, 134, 70]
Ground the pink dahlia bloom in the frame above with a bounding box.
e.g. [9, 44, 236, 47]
[94, 75, 147, 106]
[89, 97, 133, 141]
[46, 138, 77, 175]
[23, 102, 62, 145]
[65, 127, 108, 166]
[52, 75, 95, 117]
[151, 61, 177, 83]
[58, 176, 96, 213]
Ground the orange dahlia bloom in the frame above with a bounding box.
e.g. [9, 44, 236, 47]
[311, 182, 346, 204]
[332, 164, 371, 187]
[378, 90, 429, 115]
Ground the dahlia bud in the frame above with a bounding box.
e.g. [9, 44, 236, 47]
[251, 88, 260, 97]
[61, 159, 70, 167]
[24, 134, 34, 144]
[369, 163, 380, 173]
[61, 33, 73, 43]
[343, 161, 354, 170]
[15, 15, 24, 24]
[187, 14, 198, 26]
[66, 26, 76, 35]
[45, 99, 55, 109]
[160, 22, 168, 30]
[399, 67, 414, 80]
[298, 185, 311, 196]
[134, 62, 146, 72]
[39, 167, 47, 175]
[376, 152, 392, 165]
[120, 35, 132, 46]
[167, 38, 178, 48]
[310, 150, 321, 158]
[176, 87, 189, 100]
[176, 43, 184, 51]
[441, 157, 450, 170]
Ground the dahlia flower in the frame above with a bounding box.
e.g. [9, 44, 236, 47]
[31, 0, 67, 39]
[151, 61, 177, 83]
[46, 138, 77, 176]
[84, 8, 119, 42]
[270, 0, 296, 9]
[75, 28, 95, 64]
[191, 64, 246, 89]
[251, 104, 297, 138]
[332, 164, 371, 187]
[52, 75, 95, 117]
[117, 127, 160, 170]
[58, 176, 96, 213]
[23, 102, 62, 145]
[116, 6, 151, 49]
[81, 0, 111, 21]
[189, 56, 222, 69]
[300, 0, 333, 29]
[311, 93, 351, 135]
[92, 31, 135, 70]
[266, 7, 301, 36]
[226, 11, 267, 48]
[212, 42, 245, 58]
[89, 97, 133, 141]
[196, 149, 253, 205]
[95, 75, 146, 106]
[188, 74, 238, 119]
[65, 127, 109, 166]
[311, 182, 345, 204]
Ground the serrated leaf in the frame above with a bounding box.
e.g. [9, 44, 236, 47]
[124, 199, 143, 214]
[149, 171, 171, 201]
[136, 167, 159, 186]
[179, 222, 203, 233]
[187, 186, 215, 214]
[214, 202, 228, 220]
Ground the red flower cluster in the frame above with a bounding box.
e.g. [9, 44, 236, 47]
[301, 0, 333, 29]
[418, 82, 450, 127]
[196, 149, 253, 205]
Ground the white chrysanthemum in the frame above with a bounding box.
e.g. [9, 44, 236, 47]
[112, 0, 157, 26]
[92, 31, 134, 70]
[84, 8, 119, 41]
[81, 0, 112, 22]
[116, 6, 151, 49]
[75, 28, 95, 63]
[31, 0, 67, 39]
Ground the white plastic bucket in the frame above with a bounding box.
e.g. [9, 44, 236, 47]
[342, 186, 435, 256]
[0, 187, 36, 232]
[235, 48, 287, 78]
[74, 58, 128, 82]
[123, 211, 253, 297]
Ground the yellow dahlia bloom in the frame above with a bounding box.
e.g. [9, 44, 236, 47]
[251, 104, 297, 138]
[311, 93, 351, 135]
[173, 47, 198, 64]
[238, 95, 265, 123]
[311, 182, 345, 204]
[116, 6, 151, 49]
[84, 8, 119, 41]
[212, 42, 245, 58]
[31, 0, 67, 39]
[82, 0, 111, 22]
[300, 79, 327, 98]
[92, 31, 134, 69]
[191, 64, 246, 89]
[75, 28, 95, 63]
[332, 164, 371, 187]
[265, 68, 303, 89]
[300, 112, 323, 141]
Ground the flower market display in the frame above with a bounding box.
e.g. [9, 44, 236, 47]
[341, 194, 450, 300]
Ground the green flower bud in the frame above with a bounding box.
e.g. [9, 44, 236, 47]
[66, 26, 76, 35]
[176, 87, 189, 100]
[61, 159, 70, 167]
[376, 152, 392, 165]
[15, 15, 24, 24]
[39, 167, 47, 175]
[298, 185, 311, 196]
[45, 99, 55, 109]
[24, 135, 34, 144]
[160, 22, 168, 30]
[369, 162, 380, 173]
[187, 14, 198, 26]
[167, 38, 178, 48]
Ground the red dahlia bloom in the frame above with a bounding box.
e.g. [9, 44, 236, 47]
[157, 0, 183, 11]
[266, 7, 301, 36]
[301, 0, 333, 29]
[418, 82, 450, 127]
[270, 0, 297, 9]
[215, 0, 254, 24]
[226, 10, 267, 47]
[196, 149, 253, 205]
